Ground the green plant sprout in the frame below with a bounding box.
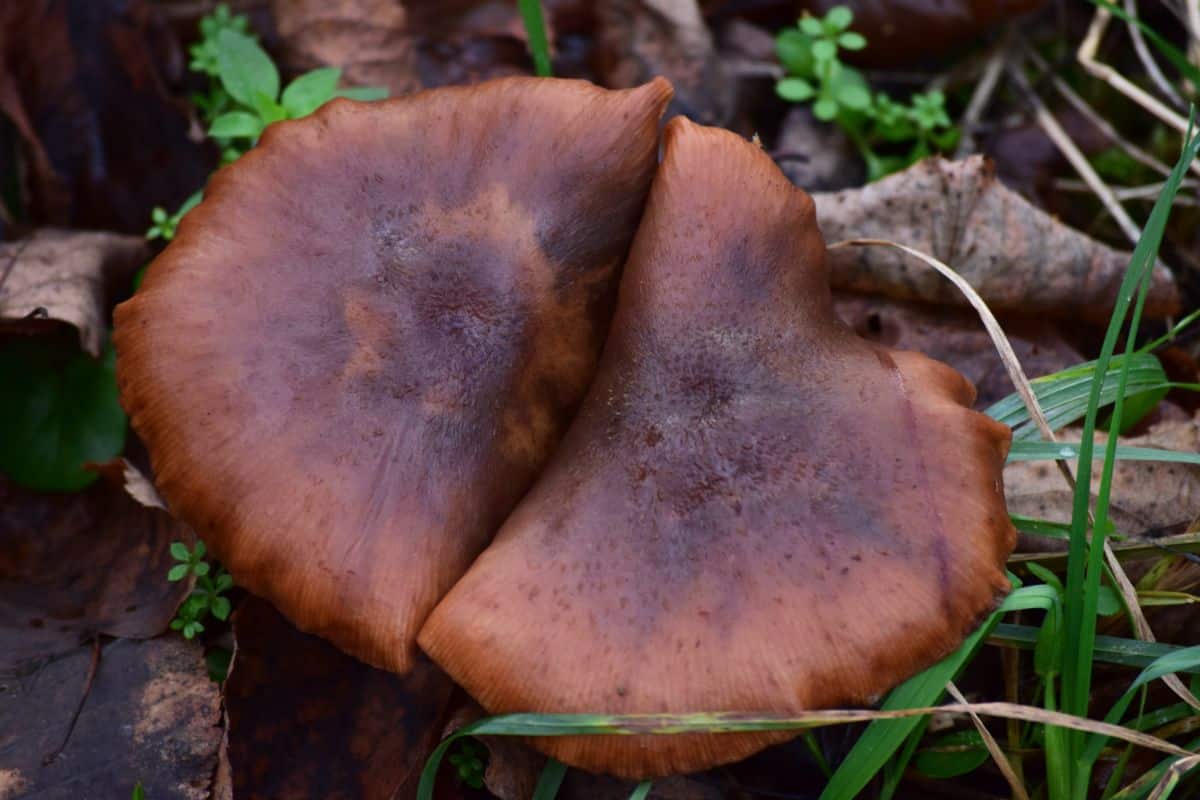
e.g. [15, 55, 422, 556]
[775, 5, 958, 181]
[168, 540, 233, 640]
[146, 191, 201, 241]
[148, 4, 388, 242]
[447, 737, 486, 789]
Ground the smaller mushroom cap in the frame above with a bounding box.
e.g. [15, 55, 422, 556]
[114, 77, 672, 674]
[420, 117, 1016, 778]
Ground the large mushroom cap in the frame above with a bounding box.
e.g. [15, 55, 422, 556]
[420, 117, 1017, 778]
[114, 77, 672, 673]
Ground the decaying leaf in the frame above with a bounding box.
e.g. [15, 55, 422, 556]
[0, 475, 192, 672]
[834, 292, 1082, 407]
[595, 0, 735, 125]
[0, 0, 212, 233]
[1004, 417, 1200, 535]
[221, 597, 454, 800]
[0, 636, 221, 800]
[0, 230, 147, 357]
[270, 0, 421, 96]
[270, 0, 568, 96]
[814, 156, 1181, 321]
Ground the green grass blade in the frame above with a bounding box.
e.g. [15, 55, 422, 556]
[990, 624, 1200, 674]
[1008, 441, 1200, 465]
[518, 0, 553, 77]
[532, 759, 568, 800]
[818, 584, 1045, 800]
[1061, 115, 1200, 794]
[628, 781, 653, 800]
[1011, 514, 1073, 540]
[984, 353, 1167, 439]
[1082, 646, 1200, 766]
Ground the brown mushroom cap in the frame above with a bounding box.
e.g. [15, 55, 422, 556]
[419, 117, 1017, 778]
[113, 77, 672, 673]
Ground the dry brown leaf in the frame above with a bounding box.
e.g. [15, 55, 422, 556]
[834, 292, 1081, 407]
[813, 156, 1181, 321]
[0, 475, 193, 672]
[270, 0, 421, 96]
[0, 636, 221, 799]
[0, 230, 148, 357]
[595, 0, 735, 125]
[221, 597, 454, 800]
[270, 0, 564, 96]
[1004, 417, 1200, 534]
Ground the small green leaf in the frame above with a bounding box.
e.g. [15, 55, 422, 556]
[837, 31, 867, 50]
[168, 564, 191, 582]
[813, 97, 839, 120]
[1096, 584, 1122, 616]
[211, 596, 232, 621]
[208, 111, 263, 139]
[830, 70, 871, 110]
[776, 77, 815, 102]
[799, 16, 823, 36]
[214, 29, 279, 108]
[776, 30, 815, 76]
[131, 781, 145, 800]
[170, 542, 191, 561]
[281, 67, 342, 118]
[811, 39, 837, 62]
[824, 6, 854, 32]
[216, 572, 234, 592]
[193, 561, 211, 577]
[194, 540, 206, 559]
[335, 86, 389, 102]
[0, 336, 127, 491]
[253, 93, 287, 126]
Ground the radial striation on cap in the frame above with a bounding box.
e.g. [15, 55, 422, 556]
[113, 77, 673, 674]
[420, 117, 1017, 778]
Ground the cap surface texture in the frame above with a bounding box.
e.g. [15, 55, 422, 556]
[114, 77, 673, 673]
[420, 118, 1017, 777]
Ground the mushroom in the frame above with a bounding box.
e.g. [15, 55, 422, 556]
[419, 117, 1017, 777]
[113, 77, 673, 673]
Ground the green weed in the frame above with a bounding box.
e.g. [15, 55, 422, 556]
[775, 5, 959, 180]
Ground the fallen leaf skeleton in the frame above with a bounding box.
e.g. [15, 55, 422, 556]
[113, 76, 1015, 778]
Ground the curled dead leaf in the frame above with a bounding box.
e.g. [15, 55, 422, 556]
[0, 230, 147, 357]
[814, 156, 1181, 321]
